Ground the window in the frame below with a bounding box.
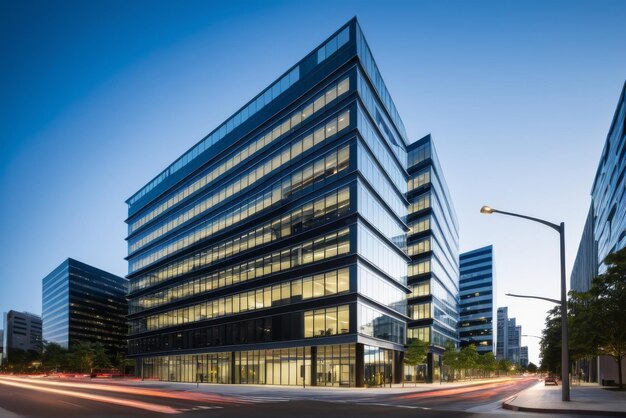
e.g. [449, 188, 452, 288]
[410, 303, 431, 320]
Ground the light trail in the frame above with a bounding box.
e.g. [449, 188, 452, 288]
[393, 378, 534, 400]
[0, 378, 181, 414]
[0, 376, 246, 405]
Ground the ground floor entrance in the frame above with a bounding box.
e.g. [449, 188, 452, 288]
[138, 343, 402, 387]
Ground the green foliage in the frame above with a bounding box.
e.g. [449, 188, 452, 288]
[67, 341, 112, 373]
[442, 341, 459, 381]
[404, 339, 428, 366]
[539, 305, 562, 375]
[403, 338, 428, 383]
[456, 344, 480, 380]
[498, 358, 513, 375]
[443, 343, 500, 380]
[1, 339, 123, 374]
[478, 351, 498, 373]
[527, 362, 538, 373]
[42, 341, 67, 371]
[0, 348, 41, 373]
[570, 247, 626, 389]
[458, 344, 480, 370]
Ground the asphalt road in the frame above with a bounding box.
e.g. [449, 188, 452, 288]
[0, 376, 602, 418]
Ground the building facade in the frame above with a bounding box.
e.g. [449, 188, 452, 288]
[496, 307, 508, 360]
[520, 346, 529, 369]
[405, 135, 460, 382]
[570, 205, 597, 293]
[459, 245, 495, 354]
[570, 82, 626, 384]
[496, 307, 524, 365]
[126, 19, 460, 387]
[507, 322, 521, 364]
[1, 311, 42, 364]
[591, 82, 626, 277]
[42, 258, 128, 355]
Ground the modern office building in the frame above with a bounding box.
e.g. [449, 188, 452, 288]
[508, 322, 521, 364]
[125, 18, 460, 387]
[496, 307, 507, 360]
[42, 258, 128, 355]
[496, 307, 523, 364]
[570, 205, 597, 293]
[405, 135, 460, 382]
[459, 245, 495, 354]
[520, 346, 529, 369]
[1, 311, 42, 364]
[570, 82, 626, 383]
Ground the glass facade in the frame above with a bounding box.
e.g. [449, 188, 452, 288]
[127, 18, 460, 387]
[459, 246, 495, 354]
[570, 83, 626, 383]
[405, 135, 460, 383]
[42, 258, 128, 355]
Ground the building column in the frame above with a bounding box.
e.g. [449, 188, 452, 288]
[394, 350, 403, 384]
[355, 343, 364, 387]
[310, 346, 317, 386]
[426, 352, 434, 383]
[230, 352, 236, 384]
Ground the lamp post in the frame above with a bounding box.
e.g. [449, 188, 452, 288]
[481, 205, 570, 401]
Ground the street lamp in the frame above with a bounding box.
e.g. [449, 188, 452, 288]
[481, 205, 570, 401]
[506, 293, 561, 305]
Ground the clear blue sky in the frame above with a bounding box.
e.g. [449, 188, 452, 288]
[1, 0, 625, 365]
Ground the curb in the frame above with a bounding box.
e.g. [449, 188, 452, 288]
[502, 399, 626, 416]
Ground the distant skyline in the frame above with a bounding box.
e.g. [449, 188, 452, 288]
[2, 0, 625, 365]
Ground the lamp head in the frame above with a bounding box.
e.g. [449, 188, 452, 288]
[480, 205, 494, 214]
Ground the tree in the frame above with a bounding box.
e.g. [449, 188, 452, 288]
[404, 339, 428, 383]
[458, 344, 480, 379]
[570, 247, 626, 389]
[114, 351, 127, 375]
[1, 348, 42, 373]
[527, 362, 538, 373]
[92, 342, 112, 370]
[498, 358, 513, 376]
[539, 305, 562, 375]
[477, 352, 498, 377]
[442, 341, 459, 381]
[67, 341, 111, 373]
[42, 341, 67, 372]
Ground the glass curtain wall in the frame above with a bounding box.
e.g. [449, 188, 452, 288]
[141, 344, 357, 386]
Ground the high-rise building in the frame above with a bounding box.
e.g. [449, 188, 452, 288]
[405, 135, 460, 382]
[459, 245, 495, 354]
[496, 307, 523, 364]
[1, 311, 42, 364]
[520, 346, 529, 369]
[496, 307, 508, 360]
[508, 322, 521, 364]
[42, 258, 128, 355]
[125, 18, 460, 387]
[570, 82, 626, 383]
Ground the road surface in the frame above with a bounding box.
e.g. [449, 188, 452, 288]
[0, 376, 601, 417]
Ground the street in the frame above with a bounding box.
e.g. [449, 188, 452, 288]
[0, 376, 604, 417]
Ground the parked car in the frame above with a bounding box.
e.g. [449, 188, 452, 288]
[544, 376, 558, 385]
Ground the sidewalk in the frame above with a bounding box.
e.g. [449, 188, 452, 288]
[503, 381, 626, 416]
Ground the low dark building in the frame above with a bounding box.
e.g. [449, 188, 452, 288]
[42, 258, 128, 355]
